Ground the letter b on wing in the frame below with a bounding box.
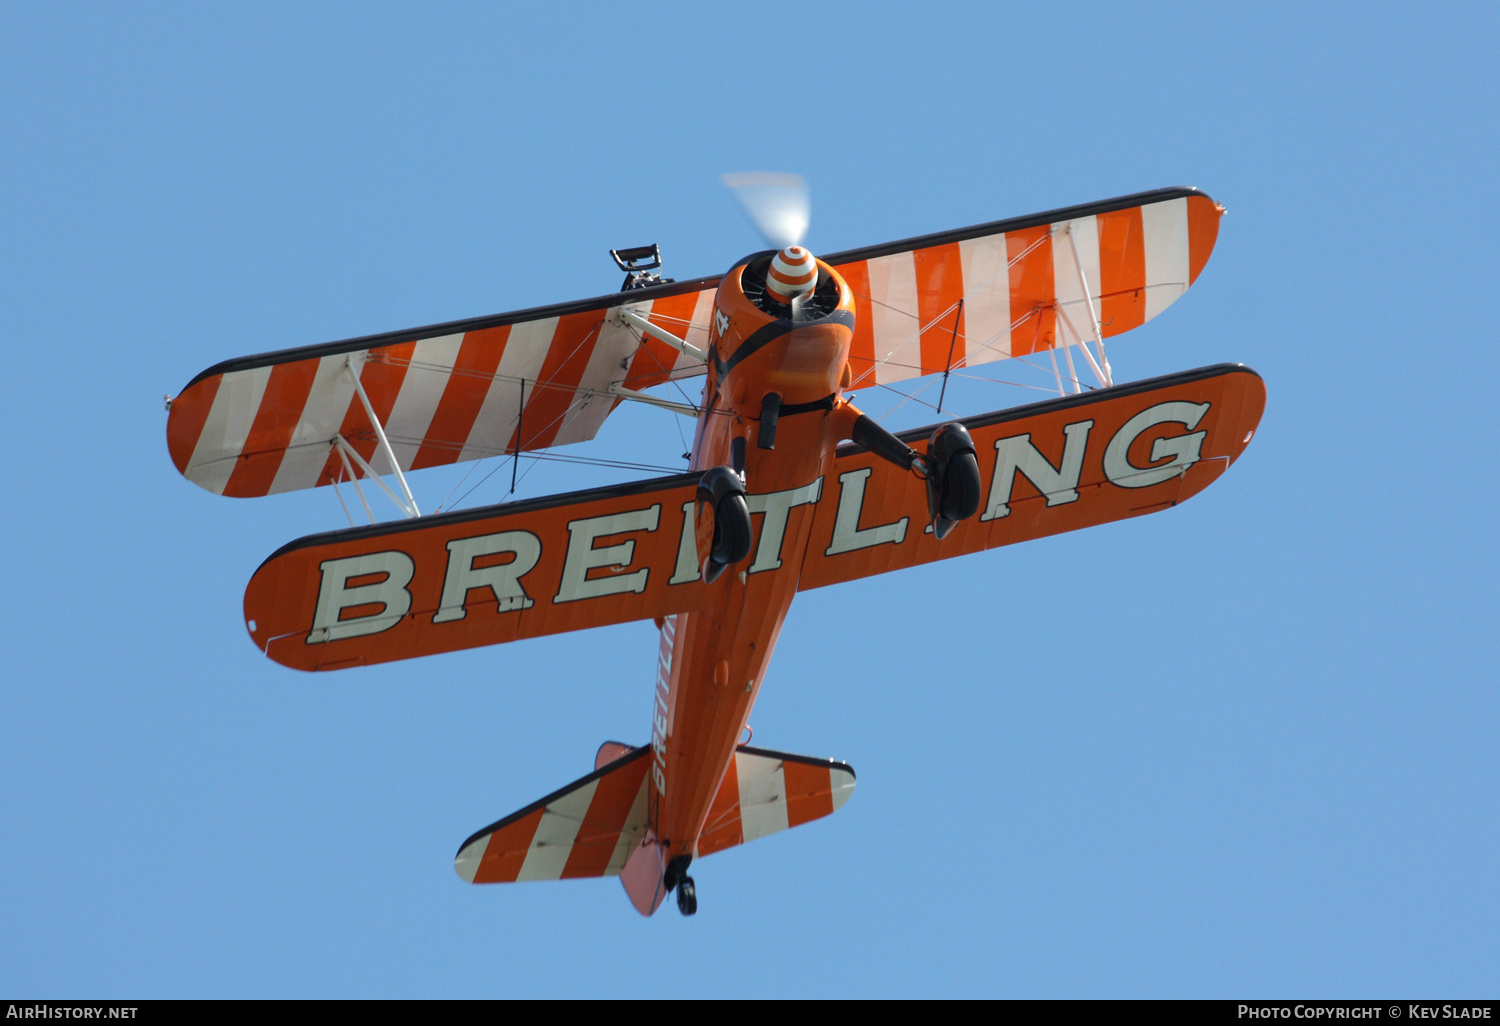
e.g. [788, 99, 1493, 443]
[308, 551, 415, 643]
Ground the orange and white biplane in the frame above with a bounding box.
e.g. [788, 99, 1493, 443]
[166, 181, 1263, 916]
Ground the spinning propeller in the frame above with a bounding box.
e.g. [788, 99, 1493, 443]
[720, 171, 811, 250]
[722, 172, 818, 316]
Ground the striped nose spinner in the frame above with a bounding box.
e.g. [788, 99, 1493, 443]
[766, 246, 817, 305]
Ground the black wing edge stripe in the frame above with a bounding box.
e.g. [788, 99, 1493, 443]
[454, 745, 653, 858]
[180, 187, 1210, 392]
[257, 467, 701, 568]
[835, 363, 1261, 458]
[735, 744, 856, 781]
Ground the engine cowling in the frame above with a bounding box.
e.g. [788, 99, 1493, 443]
[706, 249, 856, 419]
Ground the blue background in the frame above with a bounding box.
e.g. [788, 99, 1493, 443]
[2, 1, 1495, 997]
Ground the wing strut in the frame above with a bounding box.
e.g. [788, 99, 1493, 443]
[608, 383, 700, 418]
[332, 445, 377, 524]
[334, 434, 417, 519]
[1057, 224, 1113, 388]
[615, 307, 708, 364]
[344, 356, 421, 519]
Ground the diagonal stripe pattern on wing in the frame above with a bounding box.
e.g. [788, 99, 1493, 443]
[827, 187, 1221, 388]
[166, 187, 1219, 499]
[167, 283, 719, 498]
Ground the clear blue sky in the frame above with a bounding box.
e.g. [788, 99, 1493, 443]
[2, 1, 1495, 998]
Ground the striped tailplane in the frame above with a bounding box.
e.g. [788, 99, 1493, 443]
[455, 745, 855, 888]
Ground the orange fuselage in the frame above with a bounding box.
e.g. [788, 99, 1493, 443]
[648, 254, 865, 861]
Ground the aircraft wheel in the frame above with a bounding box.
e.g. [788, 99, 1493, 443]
[676, 876, 698, 916]
[698, 467, 752, 582]
[924, 422, 981, 539]
[711, 493, 752, 566]
[939, 450, 982, 522]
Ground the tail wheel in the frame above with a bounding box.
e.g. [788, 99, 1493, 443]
[676, 876, 698, 916]
[711, 493, 753, 566]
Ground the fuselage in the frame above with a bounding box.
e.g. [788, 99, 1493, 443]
[648, 251, 864, 865]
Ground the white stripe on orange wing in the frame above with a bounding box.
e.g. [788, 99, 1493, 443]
[515, 777, 601, 882]
[736, 752, 790, 842]
[185, 364, 273, 495]
[675, 288, 717, 377]
[829, 766, 856, 813]
[604, 772, 653, 876]
[457, 317, 557, 462]
[1051, 215, 1103, 353]
[866, 251, 922, 386]
[958, 232, 1013, 366]
[454, 833, 489, 883]
[268, 353, 361, 494]
[382, 333, 466, 470]
[1142, 196, 1190, 321]
[552, 312, 636, 447]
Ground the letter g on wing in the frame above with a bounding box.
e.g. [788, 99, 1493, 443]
[1103, 401, 1210, 489]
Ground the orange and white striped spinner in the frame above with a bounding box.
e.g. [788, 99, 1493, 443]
[766, 246, 818, 304]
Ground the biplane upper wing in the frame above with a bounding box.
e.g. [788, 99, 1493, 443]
[797, 363, 1265, 591]
[823, 186, 1223, 388]
[167, 188, 1217, 499]
[244, 470, 708, 671]
[166, 276, 721, 498]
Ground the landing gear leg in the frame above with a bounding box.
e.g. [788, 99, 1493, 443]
[850, 415, 981, 539]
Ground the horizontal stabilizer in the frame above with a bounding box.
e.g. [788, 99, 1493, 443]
[456, 748, 652, 885]
[696, 746, 856, 858]
[455, 745, 854, 887]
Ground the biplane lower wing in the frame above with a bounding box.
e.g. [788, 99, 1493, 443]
[454, 745, 853, 884]
[796, 363, 1266, 591]
[244, 471, 708, 671]
[246, 364, 1263, 671]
